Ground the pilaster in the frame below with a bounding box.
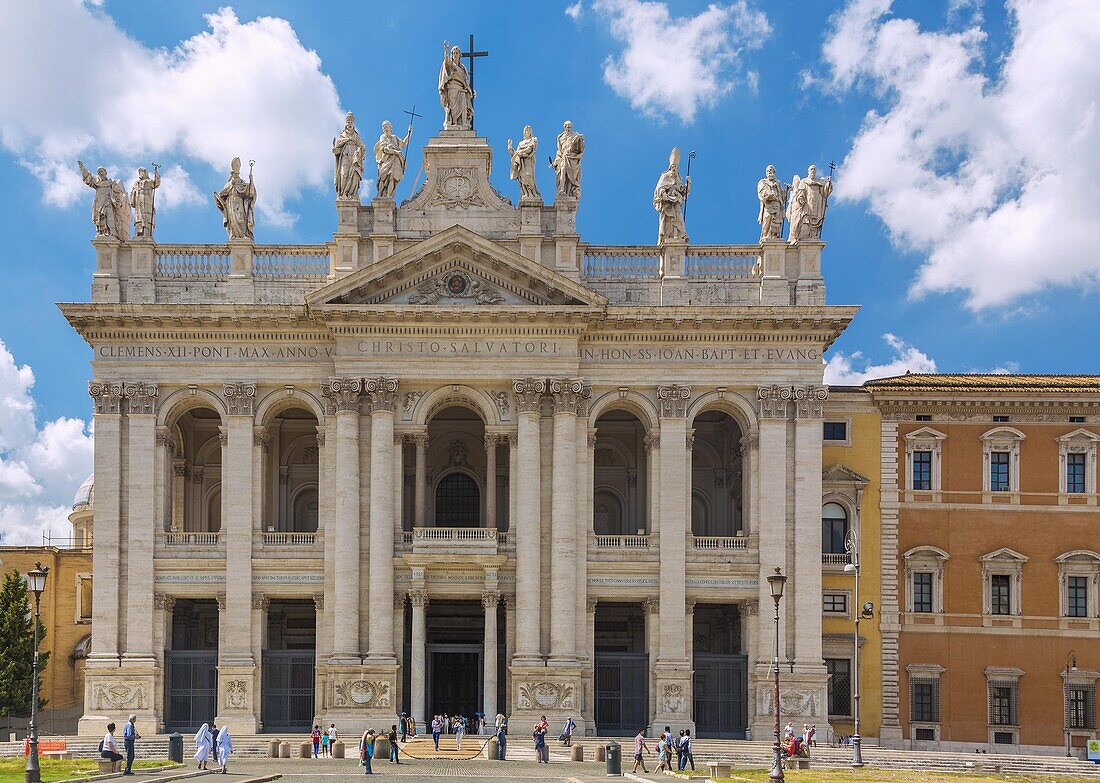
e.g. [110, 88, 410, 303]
[90, 236, 121, 302]
[365, 377, 399, 668]
[123, 382, 158, 661]
[548, 378, 582, 665]
[512, 378, 546, 666]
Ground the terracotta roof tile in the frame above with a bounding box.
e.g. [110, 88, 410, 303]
[865, 373, 1100, 393]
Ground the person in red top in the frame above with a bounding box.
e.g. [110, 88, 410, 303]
[310, 725, 321, 758]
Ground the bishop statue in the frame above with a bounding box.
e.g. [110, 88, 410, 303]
[213, 157, 256, 241]
[786, 164, 833, 243]
[332, 112, 366, 199]
[653, 148, 691, 244]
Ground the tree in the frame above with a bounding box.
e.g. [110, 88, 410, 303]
[0, 570, 49, 717]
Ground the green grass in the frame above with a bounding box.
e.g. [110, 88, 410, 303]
[714, 770, 1098, 783]
[0, 757, 173, 783]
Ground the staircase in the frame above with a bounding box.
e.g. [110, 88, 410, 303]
[397, 736, 489, 760]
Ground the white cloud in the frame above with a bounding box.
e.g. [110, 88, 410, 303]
[566, 2, 584, 20]
[808, 0, 1100, 309]
[0, 341, 93, 546]
[0, 3, 344, 228]
[824, 333, 937, 385]
[593, 0, 770, 123]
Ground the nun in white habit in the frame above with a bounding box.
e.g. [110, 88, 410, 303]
[215, 726, 233, 773]
[194, 723, 212, 769]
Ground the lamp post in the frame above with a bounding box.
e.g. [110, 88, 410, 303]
[24, 561, 49, 783]
[843, 529, 865, 768]
[1065, 650, 1079, 757]
[767, 566, 787, 783]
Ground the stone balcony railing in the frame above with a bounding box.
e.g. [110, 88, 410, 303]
[402, 526, 503, 555]
[822, 552, 852, 567]
[261, 531, 320, 547]
[692, 535, 750, 551]
[161, 531, 221, 547]
[593, 534, 652, 549]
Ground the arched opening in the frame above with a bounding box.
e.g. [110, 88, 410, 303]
[434, 472, 481, 527]
[822, 502, 849, 555]
[263, 406, 321, 532]
[167, 406, 222, 532]
[690, 410, 744, 536]
[592, 410, 648, 534]
[422, 404, 504, 529]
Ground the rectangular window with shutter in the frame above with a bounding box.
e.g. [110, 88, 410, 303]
[910, 678, 941, 723]
[989, 681, 1019, 726]
[1067, 453, 1087, 494]
[826, 658, 852, 717]
[1068, 576, 1089, 618]
[912, 450, 932, 491]
[913, 572, 933, 613]
[990, 451, 1011, 491]
[1066, 685, 1096, 730]
[990, 574, 1012, 615]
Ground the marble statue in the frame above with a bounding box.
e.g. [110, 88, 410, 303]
[130, 166, 161, 239]
[786, 164, 833, 243]
[438, 43, 474, 130]
[507, 125, 540, 201]
[757, 164, 789, 242]
[374, 120, 412, 199]
[213, 157, 256, 241]
[551, 120, 584, 200]
[332, 112, 366, 199]
[653, 147, 691, 244]
[77, 161, 130, 241]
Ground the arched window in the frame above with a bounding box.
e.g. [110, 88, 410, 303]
[593, 489, 624, 535]
[822, 502, 848, 554]
[691, 491, 711, 536]
[292, 487, 319, 532]
[435, 472, 480, 527]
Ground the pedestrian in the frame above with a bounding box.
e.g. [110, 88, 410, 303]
[632, 728, 650, 774]
[100, 723, 123, 772]
[215, 725, 232, 774]
[311, 724, 321, 758]
[321, 727, 330, 757]
[388, 725, 400, 764]
[193, 723, 212, 771]
[675, 729, 685, 770]
[431, 715, 443, 750]
[399, 714, 408, 743]
[496, 717, 507, 760]
[210, 724, 220, 767]
[681, 729, 695, 771]
[656, 735, 670, 772]
[122, 714, 140, 775]
[359, 728, 375, 775]
[560, 716, 575, 746]
[807, 724, 817, 748]
[784, 721, 795, 742]
[329, 724, 339, 752]
[533, 716, 549, 763]
[455, 714, 466, 750]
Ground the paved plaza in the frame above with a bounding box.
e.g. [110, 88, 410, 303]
[226, 756, 606, 782]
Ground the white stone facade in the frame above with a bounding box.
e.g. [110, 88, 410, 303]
[66, 127, 853, 737]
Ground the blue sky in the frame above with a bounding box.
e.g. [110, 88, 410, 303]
[0, 0, 1097, 542]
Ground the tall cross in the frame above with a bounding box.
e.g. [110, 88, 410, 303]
[460, 34, 488, 131]
[401, 104, 422, 166]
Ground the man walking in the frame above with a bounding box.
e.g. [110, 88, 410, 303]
[122, 714, 140, 775]
[680, 729, 695, 771]
[431, 715, 443, 751]
[631, 728, 649, 774]
[387, 725, 400, 764]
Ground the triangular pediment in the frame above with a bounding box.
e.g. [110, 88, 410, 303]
[306, 225, 606, 309]
[822, 463, 871, 486]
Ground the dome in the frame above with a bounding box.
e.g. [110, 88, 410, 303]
[72, 473, 94, 511]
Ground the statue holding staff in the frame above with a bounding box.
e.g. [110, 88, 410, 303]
[213, 157, 256, 241]
[78, 161, 130, 241]
[786, 164, 833, 243]
[374, 120, 412, 199]
[507, 125, 540, 201]
[332, 112, 366, 199]
[654, 147, 691, 244]
[438, 42, 474, 130]
[130, 165, 161, 239]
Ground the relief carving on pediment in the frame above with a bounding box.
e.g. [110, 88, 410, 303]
[408, 269, 505, 305]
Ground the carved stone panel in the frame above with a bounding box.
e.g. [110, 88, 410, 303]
[332, 678, 392, 709]
[516, 681, 577, 711]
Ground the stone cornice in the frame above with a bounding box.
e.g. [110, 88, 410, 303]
[877, 398, 1100, 420]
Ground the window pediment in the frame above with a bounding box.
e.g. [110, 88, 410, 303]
[906, 426, 947, 443]
[822, 463, 870, 487]
[980, 547, 1029, 565]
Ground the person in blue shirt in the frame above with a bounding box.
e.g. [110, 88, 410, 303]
[122, 715, 140, 775]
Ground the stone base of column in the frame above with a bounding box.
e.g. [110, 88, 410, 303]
[214, 664, 260, 732]
[78, 660, 160, 736]
[648, 663, 695, 735]
[879, 725, 904, 748]
[748, 666, 828, 743]
[323, 663, 400, 732]
[508, 664, 586, 736]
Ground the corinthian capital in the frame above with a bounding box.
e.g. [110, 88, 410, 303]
[548, 377, 584, 415]
[656, 384, 691, 418]
[364, 377, 399, 412]
[512, 377, 546, 413]
[88, 380, 124, 415]
[222, 381, 257, 416]
[322, 377, 363, 414]
[794, 384, 829, 419]
[757, 384, 792, 420]
[124, 381, 159, 415]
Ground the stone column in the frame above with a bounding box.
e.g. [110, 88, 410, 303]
[394, 433, 405, 533]
[504, 594, 516, 707]
[324, 378, 362, 661]
[409, 590, 428, 725]
[413, 433, 428, 526]
[652, 384, 693, 732]
[740, 434, 757, 533]
[88, 382, 123, 660]
[743, 599, 759, 735]
[483, 591, 499, 719]
[512, 378, 545, 664]
[549, 378, 581, 664]
[484, 435, 498, 528]
[170, 460, 186, 531]
[644, 432, 660, 532]
[366, 377, 399, 662]
[507, 434, 518, 530]
[123, 383, 158, 660]
[793, 387, 828, 686]
[644, 597, 659, 726]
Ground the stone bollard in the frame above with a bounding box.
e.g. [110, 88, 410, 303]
[374, 737, 391, 760]
[299, 741, 311, 758]
[333, 741, 345, 759]
[278, 741, 290, 759]
[571, 744, 584, 762]
[487, 738, 499, 759]
[269, 740, 280, 758]
[595, 744, 606, 762]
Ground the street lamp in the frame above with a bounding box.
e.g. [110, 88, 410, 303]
[767, 566, 787, 783]
[1066, 650, 1079, 758]
[24, 561, 49, 783]
[843, 529, 866, 768]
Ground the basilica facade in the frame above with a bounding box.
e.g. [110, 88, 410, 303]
[66, 86, 855, 737]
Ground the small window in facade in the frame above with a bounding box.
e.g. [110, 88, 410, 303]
[912, 451, 933, 491]
[823, 593, 848, 614]
[914, 727, 936, 741]
[1067, 453, 1087, 494]
[989, 682, 1018, 726]
[916, 414, 932, 422]
[1066, 685, 1096, 730]
[912, 572, 934, 613]
[911, 678, 941, 723]
[1070, 416, 1086, 423]
[823, 421, 848, 442]
[434, 472, 481, 527]
[821, 503, 849, 556]
[991, 574, 1012, 615]
[993, 415, 1010, 423]
[990, 451, 1011, 492]
[826, 658, 852, 717]
[1068, 576, 1089, 618]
